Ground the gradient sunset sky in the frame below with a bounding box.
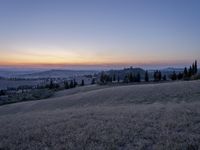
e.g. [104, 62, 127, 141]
[0, 0, 200, 69]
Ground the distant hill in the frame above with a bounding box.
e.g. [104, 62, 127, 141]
[0, 70, 40, 78]
[18, 69, 99, 79]
[161, 67, 184, 72]
[102, 67, 145, 79]
[147, 67, 185, 80]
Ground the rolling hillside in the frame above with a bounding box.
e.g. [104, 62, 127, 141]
[0, 80, 200, 149]
[18, 69, 99, 78]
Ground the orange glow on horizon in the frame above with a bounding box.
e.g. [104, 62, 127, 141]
[0, 48, 195, 68]
[0, 59, 191, 68]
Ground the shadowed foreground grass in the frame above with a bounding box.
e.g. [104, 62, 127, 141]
[0, 81, 200, 149]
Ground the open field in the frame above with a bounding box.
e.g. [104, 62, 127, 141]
[0, 80, 200, 149]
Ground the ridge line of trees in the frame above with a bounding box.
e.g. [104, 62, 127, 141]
[170, 60, 198, 81]
[99, 60, 198, 84]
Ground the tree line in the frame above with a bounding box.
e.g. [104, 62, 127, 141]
[47, 78, 96, 90]
[170, 60, 198, 80]
[99, 60, 198, 84]
[0, 61, 198, 95]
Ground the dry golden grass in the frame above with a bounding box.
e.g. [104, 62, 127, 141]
[0, 80, 200, 149]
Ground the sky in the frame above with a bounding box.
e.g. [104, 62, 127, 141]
[0, 0, 200, 69]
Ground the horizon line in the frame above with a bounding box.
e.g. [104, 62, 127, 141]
[0, 62, 198, 70]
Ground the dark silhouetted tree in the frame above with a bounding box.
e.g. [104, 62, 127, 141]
[113, 74, 116, 82]
[170, 71, 177, 80]
[195, 60, 198, 74]
[184, 67, 188, 78]
[129, 73, 133, 82]
[109, 76, 113, 82]
[177, 73, 183, 80]
[123, 75, 129, 83]
[100, 72, 112, 84]
[49, 79, 54, 89]
[154, 70, 161, 81]
[91, 78, 95, 84]
[163, 75, 167, 81]
[158, 71, 162, 81]
[64, 81, 69, 89]
[0, 90, 5, 96]
[183, 61, 198, 79]
[188, 66, 192, 77]
[73, 79, 77, 87]
[192, 63, 195, 75]
[81, 79, 85, 86]
[100, 72, 105, 83]
[117, 75, 120, 83]
[154, 71, 157, 81]
[70, 80, 74, 88]
[136, 73, 141, 82]
[49, 79, 60, 89]
[145, 71, 149, 82]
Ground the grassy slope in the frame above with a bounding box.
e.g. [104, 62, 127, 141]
[0, 81, 200, 149]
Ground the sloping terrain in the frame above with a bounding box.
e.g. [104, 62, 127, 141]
[0, 81, 200, 149]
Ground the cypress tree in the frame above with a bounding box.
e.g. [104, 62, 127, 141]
[107, 75, 113, 82]
[158, 71, 162, 81]
[81, 79, 84, 86]
[174, 72, 177, 80]
[0, 90, 5, 96]
[100, 72, 104, 83]
[154, 71, 157, 81]
[163, 75, 167, 81]
[184, 67, 188, 77]
[70, 80, 74, 88]
[113, 74, 116, 81]
[188, 66, 192, 77]
[64, 81, 69, 89]
[170, 71, 177, 80]
[123, 75, 128, 83]
[145, 71, 149, 82]
[154, 70, 161, 81]
[117, 75, 120, 83]
[91, 78, 95, 84]
[136, 73, 141, 82]
[177, 73, 183, 80]
[129, 73, 133, 82]
[195, 60, 198, 74]
[73, 79, 77, 87]
[192, 63, 195, 75]
[49, 79, 54, 89]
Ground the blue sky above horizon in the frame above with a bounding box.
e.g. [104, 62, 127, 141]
[0, 0, 200, 69]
